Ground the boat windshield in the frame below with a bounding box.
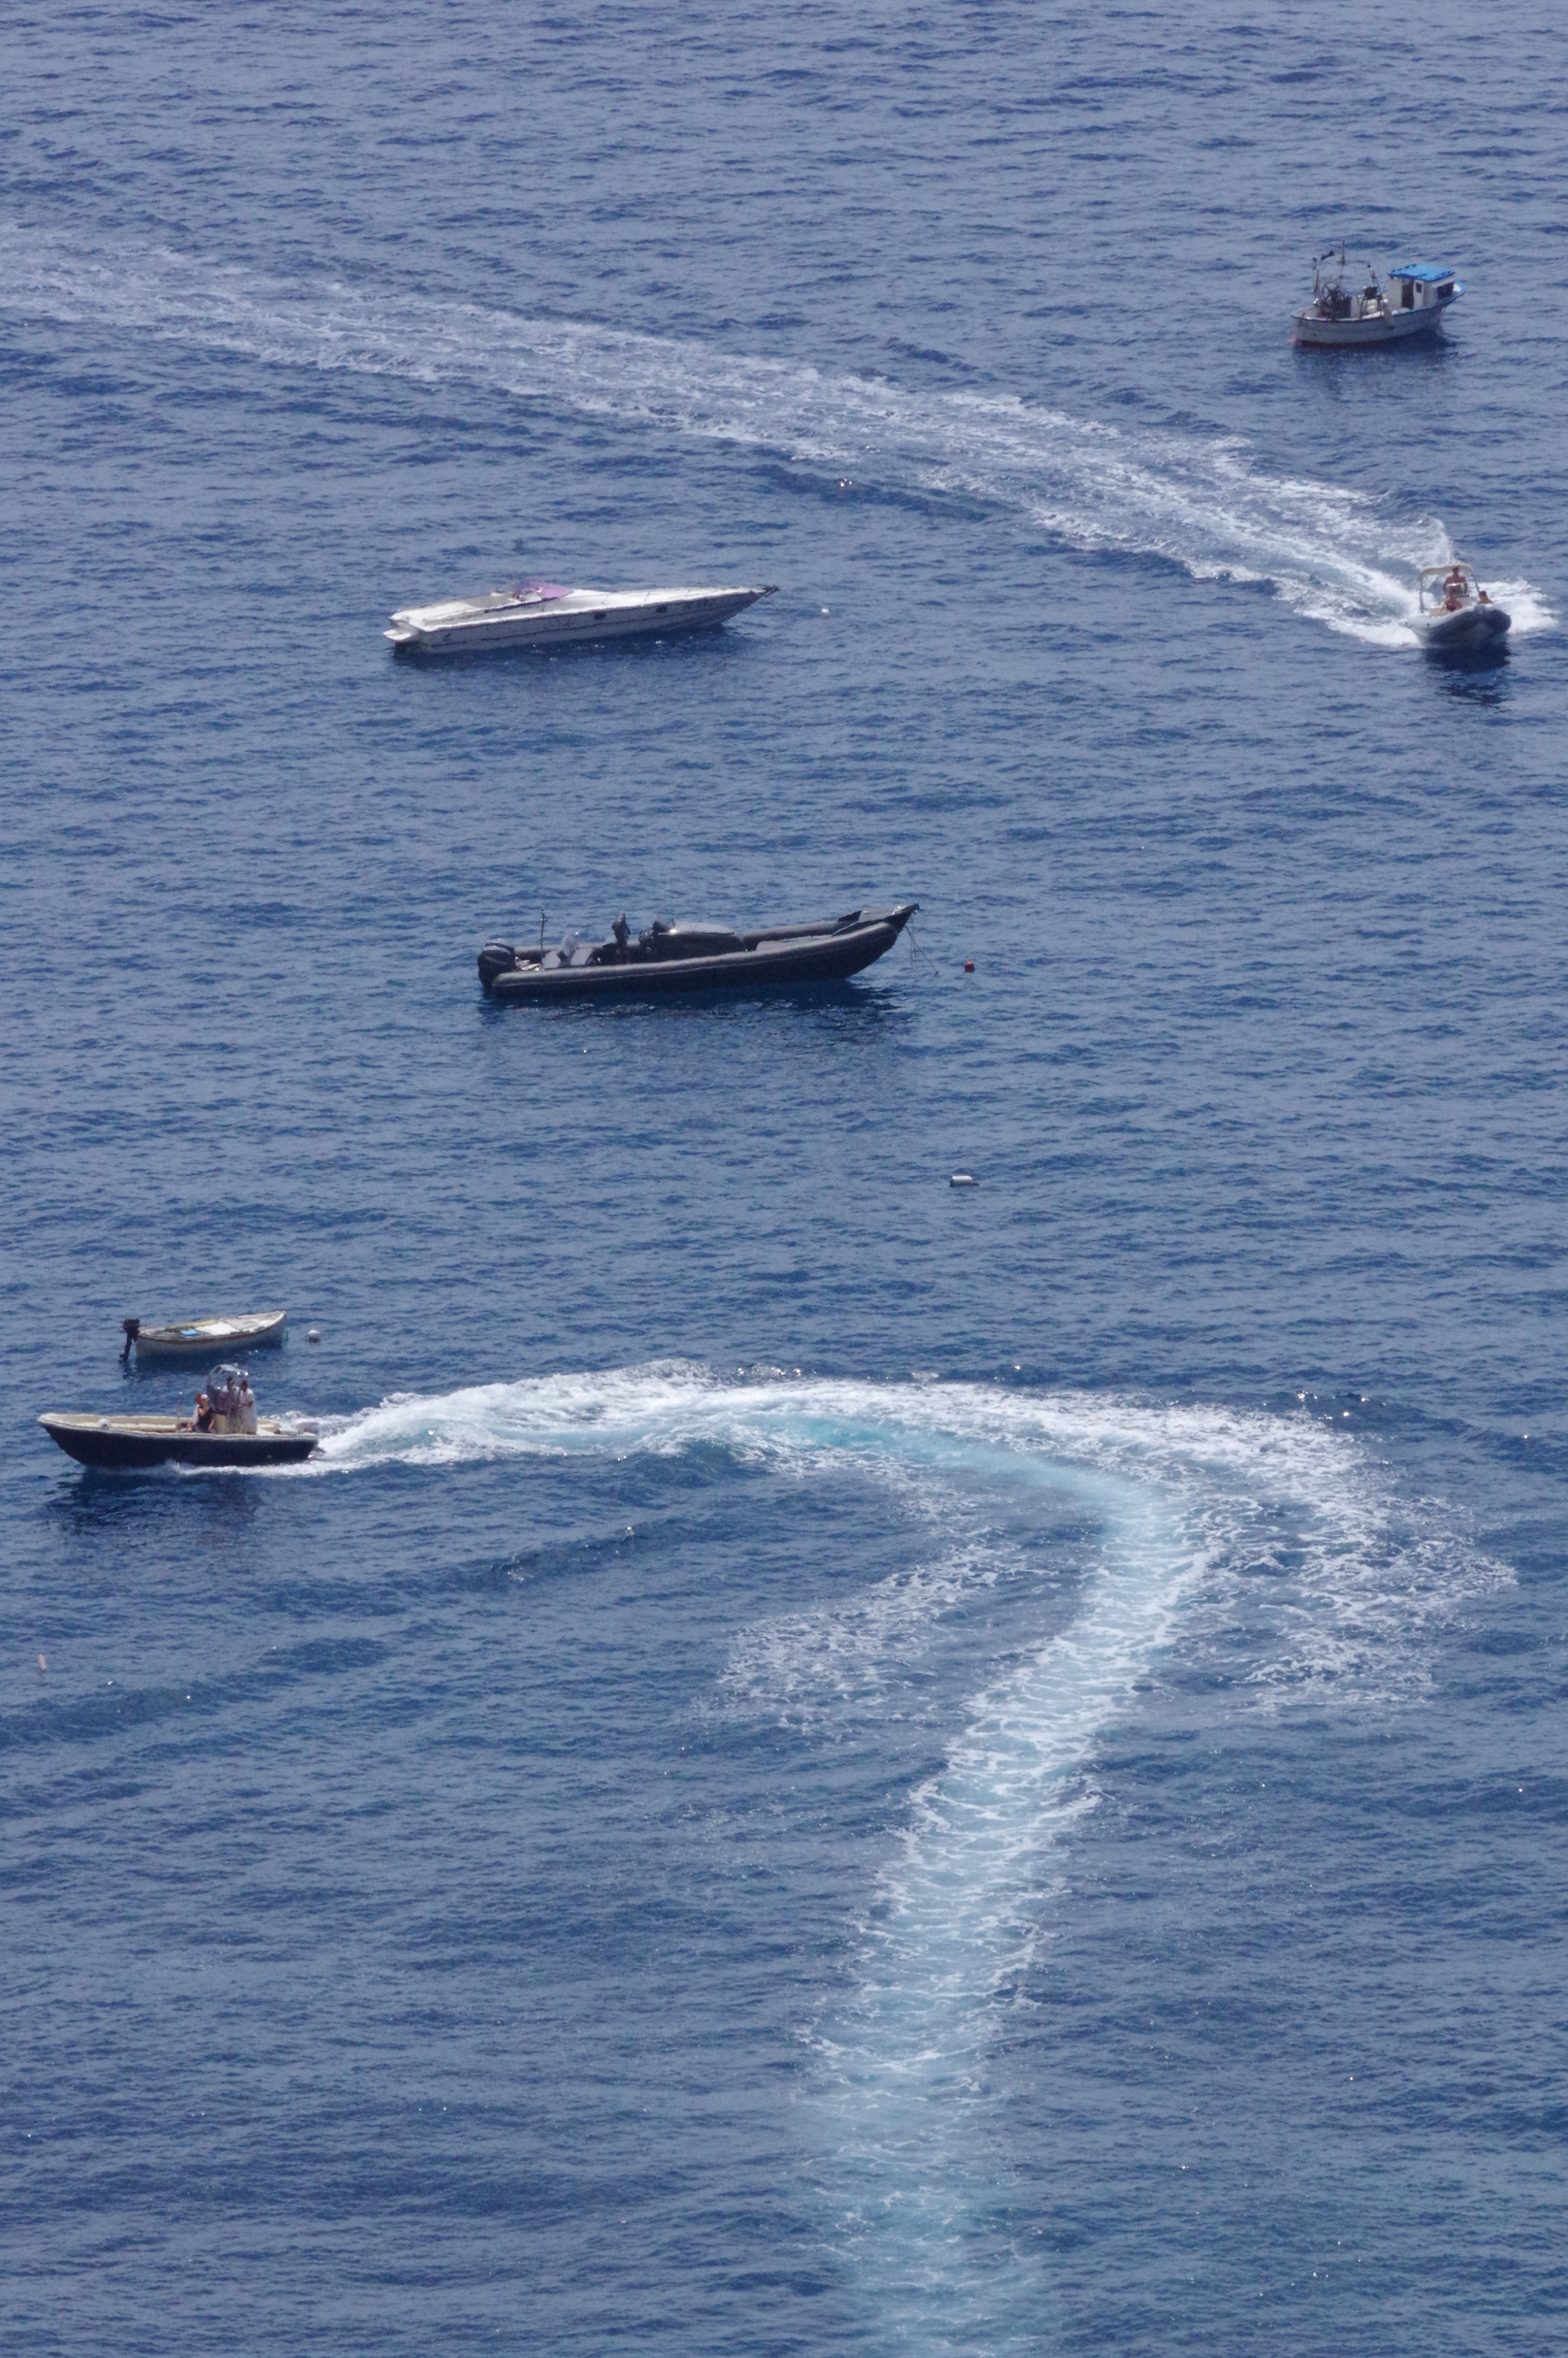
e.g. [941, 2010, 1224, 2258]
[1420, 565, 1478, 614]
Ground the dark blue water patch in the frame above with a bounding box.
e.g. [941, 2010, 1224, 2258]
[5, 1, 1568, 2349]
[0, 1629, 394, 1764]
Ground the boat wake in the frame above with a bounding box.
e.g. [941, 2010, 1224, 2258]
[306, 1364, 1501, 1706]
[286, 1362, 1508, 2341]
[2, 226, 1552, 649]
[310, 1364, 1502, 2334]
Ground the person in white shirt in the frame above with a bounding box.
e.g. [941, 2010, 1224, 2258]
[236, 1374, 258, 1435]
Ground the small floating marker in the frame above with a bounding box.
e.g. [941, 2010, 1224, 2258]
[38, 1654, 47, 1672]
[950, 1172, 977, 1187]
[821, 606, 829, 615]
[963, 958, 975, 973]
[307, 1328, 321, 1344]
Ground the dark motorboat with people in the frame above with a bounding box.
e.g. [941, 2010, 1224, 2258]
[40, 1364, 318, 1471]
[1415, 561, 1511, 655]
[479, 903, 919, 1001]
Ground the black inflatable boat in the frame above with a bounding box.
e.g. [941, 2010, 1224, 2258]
[479, 903, 918, 1001]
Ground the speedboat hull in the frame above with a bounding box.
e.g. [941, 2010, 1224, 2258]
[127, 1311, 288, 1360]
[1419, 603, 1511, 653]
[40, 1413, 318, 1470]
[480, 904, 919, 1001]
[387, 583, 776, 655]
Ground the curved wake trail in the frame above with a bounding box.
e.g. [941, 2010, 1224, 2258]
[302, 1367, 1500, 1715]
[4, 226, 1550, 647]
[302, 1366, 1505, 2339]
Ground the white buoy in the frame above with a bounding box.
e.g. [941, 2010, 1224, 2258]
[307, 1327, 321, 1343]
[950, 1173, 977, 1187]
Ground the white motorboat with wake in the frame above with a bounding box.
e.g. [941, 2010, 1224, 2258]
[1415, 563, 1511, 653]
[1292, 248, 1462, 347]
[386, 579, 776, 655]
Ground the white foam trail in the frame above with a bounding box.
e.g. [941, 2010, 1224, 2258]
[812, 1467, 1181, 2351]
[308, 1362, 1503, 1709]
[289, 1364, 1505, 2342]
[3, 224, 1549, 648]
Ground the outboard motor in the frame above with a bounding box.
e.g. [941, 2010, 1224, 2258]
[477, 941, 519, 991]
[121, 1318, 140, 1364]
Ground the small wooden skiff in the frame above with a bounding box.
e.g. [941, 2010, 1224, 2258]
[122, 1311, 288, 1360]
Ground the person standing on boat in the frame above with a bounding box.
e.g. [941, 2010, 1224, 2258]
[236, 1373, 258, 1435]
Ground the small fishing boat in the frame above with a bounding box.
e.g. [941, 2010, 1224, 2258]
[1415, 563, 1511, 653]
[1292, 249, 1462, 347]
[41, 1367, 318, 1471]
[386, 580, 776, 655]
[479, 903, 919, 1001]
[121, 1310, 287, 1361]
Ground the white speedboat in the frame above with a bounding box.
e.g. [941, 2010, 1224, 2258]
[1292, 249, 1462, 347]
[385, 579, 776, 655]
[1415, 563, 1511, 653]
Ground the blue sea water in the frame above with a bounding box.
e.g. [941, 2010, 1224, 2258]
[3, 2, 1567, 2349]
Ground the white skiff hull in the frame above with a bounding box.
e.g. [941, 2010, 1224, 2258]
[386, 584, 775, 655]
[130, 1311, 288, 1358]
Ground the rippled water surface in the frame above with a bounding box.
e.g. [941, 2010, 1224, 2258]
[3, 4, 1566, 2351]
